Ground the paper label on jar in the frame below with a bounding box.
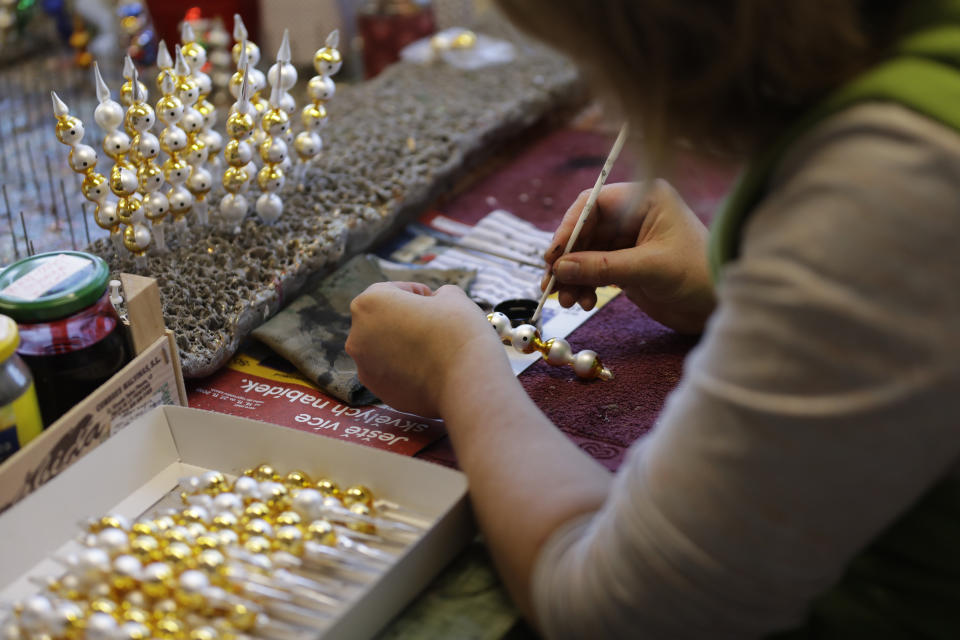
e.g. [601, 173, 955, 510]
[1, 254, 90, 301]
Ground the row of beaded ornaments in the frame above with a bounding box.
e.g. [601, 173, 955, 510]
[2, 465, 427, 640]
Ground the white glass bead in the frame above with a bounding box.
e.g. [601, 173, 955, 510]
[260, 137, 288, 164]
[97, 527, 130, 554]
[212, 492, 243, 514]
[187, 167, 212, 193]
[96, 201, 118, 227]
[488, 312, 511, 337]
[293, 131, 321, 159]
[573, 350, 599, 378]
[143, 192, 168, 217]
[268, 62, 298, 91]
[510, 325, 538, 353]
[546, 338, 573, 365]
[103, 131, 130, 156]
[307, 75, 335, 102]
[292, 488, 324, 520]
[135, 132, 160, 159]
[68, 144, 97, 172]
[84, 612, 117, 640]
[256, 192, 283, 224]
[94, 100, 124, 131]
[219, 193, 249, 223]
[181, 108, 203, 133]
[160, 126, 188, 152]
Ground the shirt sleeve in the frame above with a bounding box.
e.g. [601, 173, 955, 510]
[531, 103, 960, 640]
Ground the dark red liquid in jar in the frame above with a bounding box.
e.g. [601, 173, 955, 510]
[16, 292, 129, 425]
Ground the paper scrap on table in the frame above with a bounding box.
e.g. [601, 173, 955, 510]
[415, 209, 620, 376]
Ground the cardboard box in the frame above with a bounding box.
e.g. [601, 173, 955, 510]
[0, 274, 188, 513]
[0, 405, 473, 639]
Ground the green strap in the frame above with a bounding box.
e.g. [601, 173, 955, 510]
[709, 24, 960, 280]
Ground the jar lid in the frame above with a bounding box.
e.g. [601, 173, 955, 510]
[0, 315, 18, 362]
[0, 251, 110, 323]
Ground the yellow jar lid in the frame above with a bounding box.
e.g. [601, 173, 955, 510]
[0, 315, 19, 362]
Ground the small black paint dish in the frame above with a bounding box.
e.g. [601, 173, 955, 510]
[493, 298, 540, 329]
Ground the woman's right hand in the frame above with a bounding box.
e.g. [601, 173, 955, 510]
[544, 179, 716, 334]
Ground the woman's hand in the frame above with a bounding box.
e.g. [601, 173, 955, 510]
[545, 179, 716, 334]
[346, 282, 507, 417]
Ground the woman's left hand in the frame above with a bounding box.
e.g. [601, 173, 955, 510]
[346, 282, 504, 417]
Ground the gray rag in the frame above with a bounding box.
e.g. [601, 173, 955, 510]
[252, 254, 475, 405]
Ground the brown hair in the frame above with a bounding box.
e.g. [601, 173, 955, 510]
[495, 0, 907, 163]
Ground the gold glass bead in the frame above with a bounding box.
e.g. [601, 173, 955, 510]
[222, 166, 250, 193]
[231, 40, 259, 66]
[275, 510, 301, 526]
[162, 526, 190, 543]
[195, 534, 220, 550]
[130, 535, 161, 563]
[228, 603, 257, 631]
[55, 116, 84, 145]
[174, 587, 206, 611]
[141, 563, 173, 599]
[305, 519, 336, 546]
[204, 472, 227, 494]
[177, 77, 200, 103]
[117, 198, 142, 225]
[261, 109, 289, 137]
[190, 627, 219, 640]
[154, 616, 186, 639]
[273, 525, 304, 554]
[243, 501, 270, 520]
[81, 172, 107, 201]
[313, 47, 342, 70]
[124, 103, 154, 131]
[347, 503, 377, 534]
[244, 518, 272, 538]
[253, 464, 277, 481]
[256, 165, 284, 192]
[212, 512, 239, 530]
[181, 507, 207, 524]
[243, 536, 271, 554]
[182, 42, 206, 66]
[196, 549, 225, 572]
[120, 80, 148, 106]
[163, 157, 190, 182]
[185, 522, 208, 540]
[89, 598, 117, 615]
[131, 521, 156, 537]
[315, 478, 340, 497]
[152, 599, 178, 619]
[163, 542, 194, 567]
[301, 103, 328, 130]
[225, 111, 255, 139]
[283, 470, 313, 489]
[123, 608, 151, 625]
[223, 139, 249, 167]
[156, 94, 182, 118]
[342, 485, 374, 508]
[154, 515, 176, 531]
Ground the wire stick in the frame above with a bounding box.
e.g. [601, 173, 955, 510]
[2, 184, 19, 259]
[60, 180, 77, 250]
[531, 123, 629, 324]
[80, 202, 92, 247]
[19, 211, 30, 257]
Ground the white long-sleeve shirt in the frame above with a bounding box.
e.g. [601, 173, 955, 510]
[532, 103, 960, 639]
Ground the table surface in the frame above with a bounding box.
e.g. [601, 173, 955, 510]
[377, 124, 737, 638]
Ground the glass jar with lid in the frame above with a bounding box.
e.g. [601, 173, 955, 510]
[0, 315, 43, 463]
[0, 251, 131, 426]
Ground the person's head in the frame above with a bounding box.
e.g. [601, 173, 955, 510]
[495, 0, 907, 162]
